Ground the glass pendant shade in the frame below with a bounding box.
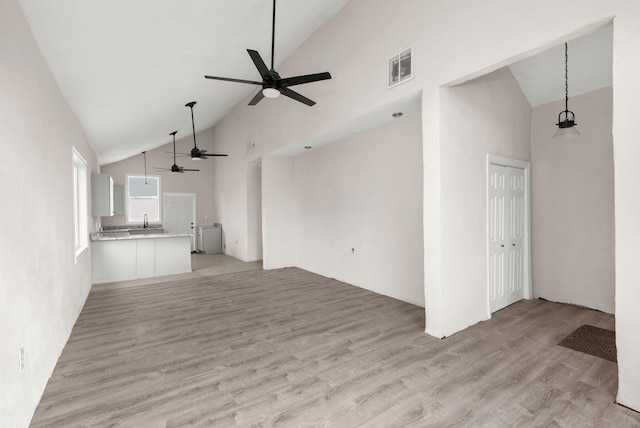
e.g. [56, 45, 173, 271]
[554, 124, 581, 138]
[554, 110, 580, 139]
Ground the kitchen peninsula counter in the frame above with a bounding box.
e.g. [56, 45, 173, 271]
[91, 231, 192, 284]
[90, 231, 192, 241]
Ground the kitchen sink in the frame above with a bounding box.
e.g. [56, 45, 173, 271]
[129, 228, 164, 235]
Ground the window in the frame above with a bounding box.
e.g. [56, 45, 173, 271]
[72, 147, 88, 262]
[127, 174, 161, 224]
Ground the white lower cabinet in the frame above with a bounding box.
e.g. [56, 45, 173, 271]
[92, 239, 137, 281]
[92, 236, 191, 284]
[135, 239, 156, 277]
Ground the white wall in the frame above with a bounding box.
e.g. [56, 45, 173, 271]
[203, 0, 640, 410]
[609, 5, 640, 411]
[531, 87, 614, 313]
[205, 0, 428, 265]
[246, 159, 263, 261]
[420, 0, 640, 410]
[294, 113, 424, 306]
[438, 67, 532, 332]
[0, 0, 98, 425]
[262, 156, 296, 269]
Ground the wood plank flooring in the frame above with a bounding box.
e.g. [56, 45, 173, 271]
[31, 267, 640, 427]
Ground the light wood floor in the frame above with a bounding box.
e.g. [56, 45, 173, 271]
[31, 266, 640, 427]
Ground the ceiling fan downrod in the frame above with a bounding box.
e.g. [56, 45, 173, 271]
[270, 0, 276, 70]
[185, 101, 199, 154]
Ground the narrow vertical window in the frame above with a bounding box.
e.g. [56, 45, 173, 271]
[72, 147, 88, 261]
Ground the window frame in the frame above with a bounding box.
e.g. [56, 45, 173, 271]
[125, 174, 162, 225]
[72, 147, 88, 262]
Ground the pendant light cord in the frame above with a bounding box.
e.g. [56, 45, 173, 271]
[564, 42, 569, 113]
[143, 151, 148, 185]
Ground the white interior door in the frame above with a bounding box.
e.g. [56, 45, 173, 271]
[507, 166, 526, 308]
[164, 193, 196, 251]
[488, 161, 528, 313]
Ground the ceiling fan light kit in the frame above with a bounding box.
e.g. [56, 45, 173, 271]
[262, 87, 280, 99]
[204, 0, 332, 107]
[554, 42, 580, 139]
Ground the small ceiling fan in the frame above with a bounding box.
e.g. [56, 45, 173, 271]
[154, 131, 200, 174]
[204, 0, 332, 106]
[183, 101, 229, 160]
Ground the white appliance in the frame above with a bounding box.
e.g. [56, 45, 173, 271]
[196, 224, 222, 254]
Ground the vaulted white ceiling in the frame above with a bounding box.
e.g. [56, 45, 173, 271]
[19, 0, 349, 165]
[18, 2, 612, 165]
[508, 24, 612, 108]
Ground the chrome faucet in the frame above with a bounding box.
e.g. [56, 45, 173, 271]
[143, 213, 148, 228]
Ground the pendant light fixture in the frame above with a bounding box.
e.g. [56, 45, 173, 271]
[554, 42, 580, 139]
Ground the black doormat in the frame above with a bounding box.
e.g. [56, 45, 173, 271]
[558, 325, 617, 362]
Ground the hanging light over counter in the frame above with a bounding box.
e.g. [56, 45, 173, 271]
[554, 42, 580, 139]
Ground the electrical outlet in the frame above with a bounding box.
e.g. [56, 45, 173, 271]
[19, 347, 24, 372]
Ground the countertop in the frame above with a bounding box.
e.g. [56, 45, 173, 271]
[90, 231, 193, 242]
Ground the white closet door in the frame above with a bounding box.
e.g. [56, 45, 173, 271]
[505, 167, 525, 308]
[489, 165, 525, 313]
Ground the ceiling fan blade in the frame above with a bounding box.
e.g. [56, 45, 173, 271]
[202, 153, 228, 157]
[280, 72, 332, 87]
[280, 88, 316, 106]
[248, 90, 265, 106]
[247, 49, 273, 81]
[179, 168, 200, 172]
[204, 75, 262, 85]
[152, 167, 171, 171]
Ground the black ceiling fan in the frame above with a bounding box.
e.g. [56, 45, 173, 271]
[154, 131, 200, 174]
[183, 101, 229, 160]
[204, 0, 332, 106]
